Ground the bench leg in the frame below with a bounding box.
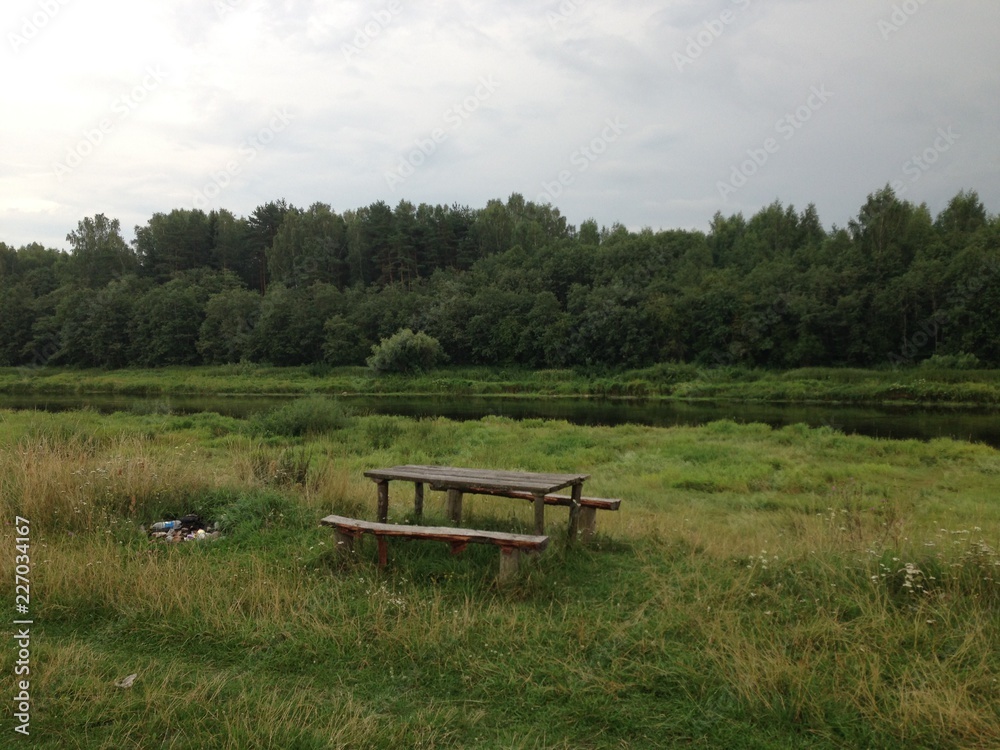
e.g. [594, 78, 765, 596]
[533, 493, 545, 536]
[334, 529, 355, 559]
[567, 483, 582, 545]
[376, 536, 388, 568]
[580, 507, 597, 542]
[414, 482, 424, 521]
[498, 547, 520, 584]
[446, 489, 463, 524]
[376, 480, 389, 523]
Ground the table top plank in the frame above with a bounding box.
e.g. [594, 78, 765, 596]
[364, 465, 589, 494]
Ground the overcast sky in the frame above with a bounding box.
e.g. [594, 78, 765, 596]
[2, 0, 998, 250]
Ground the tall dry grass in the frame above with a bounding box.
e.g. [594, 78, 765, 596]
[1, 408, 998, 747]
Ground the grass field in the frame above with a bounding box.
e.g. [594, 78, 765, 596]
[4, 363, 1000, 406]
[1, 400, 998, 748]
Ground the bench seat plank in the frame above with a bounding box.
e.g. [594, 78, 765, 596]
[320, 515, 549, 551]
[321, 514, 548, 582]
[550, 494, 621, 510]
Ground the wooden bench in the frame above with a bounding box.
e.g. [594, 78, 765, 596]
[535, 494, 619, 542]
[320, 514, 549, 583]
[444, 487, 622, 542]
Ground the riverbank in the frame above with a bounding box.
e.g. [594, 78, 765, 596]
[1, 404, 998, 747]
[3, 364, 1000, 406]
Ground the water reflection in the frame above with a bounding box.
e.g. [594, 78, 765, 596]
[2, 393, 999, 447]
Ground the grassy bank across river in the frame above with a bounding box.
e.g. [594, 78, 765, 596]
[3, 363, 1000, 406]
[0, 403, 998, 747]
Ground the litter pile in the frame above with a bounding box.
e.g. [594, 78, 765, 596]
[147, 514, 220, 543]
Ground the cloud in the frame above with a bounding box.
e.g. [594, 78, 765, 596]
[1, 0, 998, 249]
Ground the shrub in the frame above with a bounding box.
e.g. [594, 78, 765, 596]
[366, 328, 444, 374]
[919, 352, 982, 370]
[249, 447, 313, 486]
[363, 415, 403, 449]
[635, 362, 701, 386]
[249, 395, 351, 437]
[323, 314, 368, 366]
[215, 490, 308, 537]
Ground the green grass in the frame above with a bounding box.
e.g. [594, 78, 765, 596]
[0, 407, 998, 748]
[248, 394, 353, 437]
[5, 364, 1000, 406]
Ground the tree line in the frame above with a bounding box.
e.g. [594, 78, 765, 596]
[1, 187, 998, 371]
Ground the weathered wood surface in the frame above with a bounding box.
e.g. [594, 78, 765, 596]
[376, 480, 389, 523]
[363, 465, 589, 495]
[469, 488, 621, 541]
[321, 514, 548, 583]
[413, 482, 424, 518]
[498, 547, 522, 581]
[361, 465, 599, 541]
[567, 482, 582, 541]
[460, 487, 622, 510]
[445, 488, 463, 524]
[320, 515, 550, 551]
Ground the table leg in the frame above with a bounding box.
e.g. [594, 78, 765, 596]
[376, 480, 389, 523]
[414, 482, 424, 520]
[567, 482, 582, 545]
[446, 489, 463, 524]
[376, 536, 388, 567]
[533, 492, 545, 536]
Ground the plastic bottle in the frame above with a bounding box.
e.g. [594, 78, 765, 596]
[151, 520, 181, 531]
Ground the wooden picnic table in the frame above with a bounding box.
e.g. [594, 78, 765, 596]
[363, 464, 590, 537]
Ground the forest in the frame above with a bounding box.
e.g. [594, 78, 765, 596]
[1, 186, 998, 371]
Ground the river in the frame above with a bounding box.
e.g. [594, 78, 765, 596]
[3, 394, 999, 447]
